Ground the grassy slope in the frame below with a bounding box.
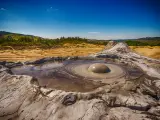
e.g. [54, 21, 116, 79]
[0, 31, 160, 50]
[0, 31, 108, 49]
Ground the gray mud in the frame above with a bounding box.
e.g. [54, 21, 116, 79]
[11, 59, 143, 92]
[1, 42, 160, 120]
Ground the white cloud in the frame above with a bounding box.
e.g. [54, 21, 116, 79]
[47, 7, 59, 12]
[88, 32, 100, 34]
[0, 8, 6, 11]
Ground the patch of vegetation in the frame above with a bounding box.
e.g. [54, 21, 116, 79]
[0, 31, 160, 49]
[125, 40, 160, 46]
[0, 31, 108, 49]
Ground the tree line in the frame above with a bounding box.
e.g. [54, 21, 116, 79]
[0, 33, 160, 49]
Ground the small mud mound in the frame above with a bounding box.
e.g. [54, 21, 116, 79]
[107, 42, 131, 53]
[104, 41, 117, 50]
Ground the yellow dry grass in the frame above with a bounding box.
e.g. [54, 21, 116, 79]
[130, 46, 160, 59]
[0, 43, 105, 62]
[0, 44, 159, 62]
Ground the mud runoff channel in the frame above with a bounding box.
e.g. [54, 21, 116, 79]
[11, 59, 143, 92]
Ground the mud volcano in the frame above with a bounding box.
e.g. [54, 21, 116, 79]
[88, 63, 110, 73]
[11, 59, 129, 92]
[1, 42, 160, 120]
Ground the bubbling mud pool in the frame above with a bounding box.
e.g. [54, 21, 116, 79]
[11, 59, 143, 92]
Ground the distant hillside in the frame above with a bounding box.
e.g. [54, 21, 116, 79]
[0, 31, 160, 49]
[0, 31, 39, 37]
[0, 31, 109, 49]
[139, 37, 160, 40]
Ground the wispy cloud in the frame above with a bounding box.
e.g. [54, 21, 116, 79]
[0, 8, 6, 11]
[88, 32, 100, 34]
[47, 7, 59, 12]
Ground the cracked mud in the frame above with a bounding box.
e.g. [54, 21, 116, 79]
[0, 42, 160, 120]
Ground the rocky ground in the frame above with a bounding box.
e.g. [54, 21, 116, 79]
[0, 42, 160, 120]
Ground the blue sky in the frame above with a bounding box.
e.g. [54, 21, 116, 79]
[0, 0, 160, 39]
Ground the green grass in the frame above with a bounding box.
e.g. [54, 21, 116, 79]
[125, 40, 160, 46]
[0, 31, 160, 49]
[0, 32, 108, 49]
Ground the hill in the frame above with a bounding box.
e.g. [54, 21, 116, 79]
[0, 31, 160, 49]
[0, 31, 109, 49]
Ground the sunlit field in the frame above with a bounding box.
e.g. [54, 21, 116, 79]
[0, 44, 160, 62]
[0, 43, 105, 62]
[130, 46, 160, 59]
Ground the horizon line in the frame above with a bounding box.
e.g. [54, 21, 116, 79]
[1, 30, 160, 40]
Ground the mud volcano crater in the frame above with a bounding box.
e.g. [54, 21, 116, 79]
[1, 42, 160, 120]
[11, 58, 143, 92]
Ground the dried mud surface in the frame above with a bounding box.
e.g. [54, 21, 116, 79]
[0, 42, 160, 120]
